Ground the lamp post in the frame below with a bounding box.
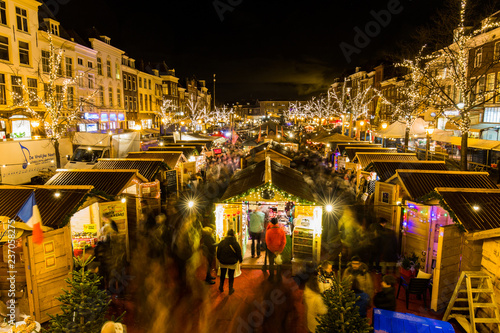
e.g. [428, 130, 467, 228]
[426, 125, 435, 160]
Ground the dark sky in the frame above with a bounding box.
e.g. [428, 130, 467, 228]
[50, 0, 449, 103]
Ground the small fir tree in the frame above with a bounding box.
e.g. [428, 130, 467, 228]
[316, 254, 372, 333]
[47, 256, 120, 333]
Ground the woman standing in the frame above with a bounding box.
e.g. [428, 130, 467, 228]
[216, 229, 243, 295]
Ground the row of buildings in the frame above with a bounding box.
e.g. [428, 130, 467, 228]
[0, 0, 212, 140]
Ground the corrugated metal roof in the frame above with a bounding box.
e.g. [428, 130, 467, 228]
[220, 159, 316, 203]
[0, 188, 32, 219]
[366, 161, 447, 182]
[46, 170, 143, 196]
[126, 152, 186, 169]
[395, 170, 498, 200]
[146, 147, 198, 157]
[0, 186, 92, 228]
[336, 143, 381, 155]
[94, 159, 166, 181]
[345, 147, 397, 160]
[247, 142, 293, 159]
[436, 188, 500, 232]
[354, 153, 418, 169]
[149, 143, 207, 154]
[220, 161, 266, 201]
[270, 160, 316, 203]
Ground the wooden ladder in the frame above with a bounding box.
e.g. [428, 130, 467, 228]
[443, 271, 500, 333]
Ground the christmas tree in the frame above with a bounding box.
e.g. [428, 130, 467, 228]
[46, 256, 122, 333]
[316, 255, 372, 333]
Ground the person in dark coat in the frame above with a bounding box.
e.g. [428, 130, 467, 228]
[216, 229, 242, 295]
[352, 279, 370, 318]
[373, 275, 397, 311]
[201, 227, 217, 284]
[380, 226, 398, 275]
[368, 218, 387, 272]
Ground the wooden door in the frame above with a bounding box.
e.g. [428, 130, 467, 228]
[404, 201, 431, 260]
[431, 224, 463, 311]
[24, 226, 73, 323]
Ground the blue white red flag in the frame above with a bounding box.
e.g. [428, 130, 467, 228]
[17, 192, 43, 244]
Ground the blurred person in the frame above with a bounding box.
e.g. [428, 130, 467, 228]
[352, 278, 370, 318]
[342, 255, 374, 301]
[101, 321, 127, 333]
[266, 217, 286, 283]
[373, 275, 397, 311]
[216, 229, 242, 294]
[318, 260, 334, 292]
[368, 217, 387, 273]
[380, 224, 398, 275]
[200, 227, 217, 285]
[303, 267, 328, 332]
[249, 206, 265, 258]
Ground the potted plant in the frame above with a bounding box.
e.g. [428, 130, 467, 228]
[397, 252, 421, 280]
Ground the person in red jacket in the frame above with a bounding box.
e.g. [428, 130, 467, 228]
[265, 217, 286, 283]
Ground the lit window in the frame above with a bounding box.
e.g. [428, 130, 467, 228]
[11, 75, 22, 104]
[475, 48, 482, 68]
[27, 78, 37, 106]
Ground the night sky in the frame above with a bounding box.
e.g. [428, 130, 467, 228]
[49, 0, 491, 103]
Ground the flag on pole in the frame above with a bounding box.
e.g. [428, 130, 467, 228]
[17, 192, 43, 244]
[232, 130, 239, 144]
[257, 127, 262, 143]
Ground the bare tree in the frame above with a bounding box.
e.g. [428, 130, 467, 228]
[185, 95, 208, 128]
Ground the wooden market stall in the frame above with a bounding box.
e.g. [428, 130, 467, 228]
[242, 141, 293, 168]
[0, 185, 93, 323]
[148, 146, 206, 172]
[386, 170, 497, 274]
[45, 169, 160, 256]
[217, 158, 322, 274]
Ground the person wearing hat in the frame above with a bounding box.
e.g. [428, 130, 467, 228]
[265, 217, 286, 283]
[374, 275, 397, 311]
[342, 255, 374, 301]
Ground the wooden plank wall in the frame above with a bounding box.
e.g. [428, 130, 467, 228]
[431, 225, 463, 311]
[374, 182, 399, 232]
[479, 238, 500, 332]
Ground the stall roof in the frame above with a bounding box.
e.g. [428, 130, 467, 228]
[345, 147, 397, 161]
[0, 185, 93, 228]
[316, 133, 355, 144]
[336, 143, 381, 155]
[220, 159, 316, 203]
[391, 170, 497, 200]
[365, 161, 447, 182]
[432, 134, 500, 150]
[354, 153, 417, 169]
[94, 158, 167, 181]
[435, 188, 500, 232]
[126, 151, 187, 169]
[146, 146, 199, 157]
[151, 143, 207, 154]
[46, 170, 147, 196]
[246, 141, 293, 160]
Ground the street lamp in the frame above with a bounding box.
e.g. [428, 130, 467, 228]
[381, 122, 388, 129]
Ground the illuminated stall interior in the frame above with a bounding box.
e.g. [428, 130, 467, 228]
[216, 158, 322, 272]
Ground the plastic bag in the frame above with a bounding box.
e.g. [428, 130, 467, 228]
[275, 254, 282, 265]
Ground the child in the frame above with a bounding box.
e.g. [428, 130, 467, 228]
[373, 275, 396, 311]
[318, 260, 334, 292]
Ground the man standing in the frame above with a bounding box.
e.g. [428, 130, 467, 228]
[266, 218, 286, 283]
[249, 207, 265, 258]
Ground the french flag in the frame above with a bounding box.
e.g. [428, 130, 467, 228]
[18, 192, 43, 244]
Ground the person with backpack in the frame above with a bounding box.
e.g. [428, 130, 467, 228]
[216, 229, 242, 295]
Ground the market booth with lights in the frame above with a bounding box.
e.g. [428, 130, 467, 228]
[217, 158, 322, 274]
[0, 185, 98, 324]
[385, 170, 497, 274]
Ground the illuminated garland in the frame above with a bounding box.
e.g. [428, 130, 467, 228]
[416, 190, 466, 232]
[222, 181, 316, 205]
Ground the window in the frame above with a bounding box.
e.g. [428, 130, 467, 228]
[65, 57, 72, 77]
[50, 23, 59, 36]
[0, 74, 5, 104]
[133, 97, 137, 111]
[0, 1, 7, 25]
[486, 73, 495, 102]
[115, 63, 120, 80]
[475, 48, 482, 68]
[77, 58, 83, 66]
[67, 86, 74, 108]
[27, 78, 37, 106]
[98, 85, 104, 106]
[495, 42, 500, 61]
[88, 74, 93, 89]
[148, 79, 151, 89]
[139, 93, 143, 110]
[139, 77, 142, 88]
[0, 36, 8, 61]
[87, 61, 93, 69]
[15, 7, 28, 33]
[127, 76, 131, 91]
[108, 87, 113, 106]
[484, 107, 500, 123]
[77, 72, 83, 88]
[149, 95, 152, 110]
[55, 85, 63, 105]
[124, 95, 128, 110]
[107, 60, 111, 78]
[123, 74, 128, 90]
[116, 89, 121, 107]
[97, 57, 102, 75]
[132, 77, 136, 91]
[11, 76, 22, 104]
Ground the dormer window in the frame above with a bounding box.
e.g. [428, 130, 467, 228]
[50, 23, 59, 36]
[100, 36, 111, 45]
[44, 19, 60, 37]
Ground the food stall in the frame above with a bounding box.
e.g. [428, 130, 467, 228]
[216, 158, 322, 274]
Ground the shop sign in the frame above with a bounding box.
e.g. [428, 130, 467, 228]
[83, 224, 97, 233]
